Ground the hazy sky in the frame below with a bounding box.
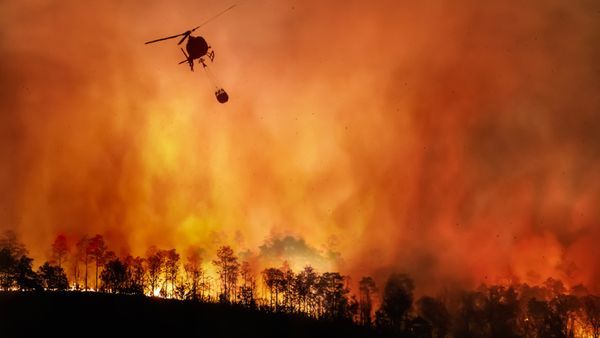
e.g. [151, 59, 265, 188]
[1, 0, 599, 292]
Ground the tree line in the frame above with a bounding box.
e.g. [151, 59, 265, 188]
[0, 230, 598, 338]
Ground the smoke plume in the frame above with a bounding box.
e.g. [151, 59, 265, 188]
[1, 0, 599, 292]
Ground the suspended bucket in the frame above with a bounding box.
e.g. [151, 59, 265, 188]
[215, 88, 229, 103]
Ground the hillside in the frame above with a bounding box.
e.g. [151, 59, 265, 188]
[0, 291, 377, 338]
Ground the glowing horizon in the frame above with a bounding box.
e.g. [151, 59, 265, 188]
[1, 0, 599, 294]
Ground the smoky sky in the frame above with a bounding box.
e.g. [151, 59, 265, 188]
[1, 0, 599, 293]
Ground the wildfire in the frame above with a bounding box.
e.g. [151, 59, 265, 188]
[153, 287, 161, 298]
[573, 320, 594, 338]
[1, 0, 599, 298]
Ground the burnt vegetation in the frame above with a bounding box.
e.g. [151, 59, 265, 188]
[0, 230, 599, 338]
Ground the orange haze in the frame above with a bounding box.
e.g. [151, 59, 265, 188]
[1, 0, 599, 293]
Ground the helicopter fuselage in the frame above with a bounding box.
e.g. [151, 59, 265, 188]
[144, 3, 235, 103]
[186, 36, 209, 60]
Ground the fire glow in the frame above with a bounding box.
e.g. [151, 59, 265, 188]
[0, 0, 599, 297]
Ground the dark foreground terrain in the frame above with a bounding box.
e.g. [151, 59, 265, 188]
[0, 292, 376, 338]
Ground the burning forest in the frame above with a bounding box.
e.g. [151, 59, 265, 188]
[1, 230, 599, 337]
[1, 0, 600, 337]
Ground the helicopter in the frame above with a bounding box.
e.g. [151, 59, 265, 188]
[145, 5, 235, 103]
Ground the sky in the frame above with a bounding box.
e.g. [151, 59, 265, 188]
[1, 0, 599, 293]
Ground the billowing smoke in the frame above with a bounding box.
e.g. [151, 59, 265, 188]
[1, 0, 599, 293]
[258, 235, 341, 272]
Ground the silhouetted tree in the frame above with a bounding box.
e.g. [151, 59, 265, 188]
[543, 277, 566, 297]
[51, 235, 69, 269]
[409, 316, 433, 338]
[570, 284, 589, 297]
[104, 250, 117, 262]
[14, 255, 41, 291]
[525, 295, 578, 338]
[174, 275, 187, 299]
[6, 228, 600, 338]
[262, 267, 284, 311]
[76, 236, 90, 290]
[519, 279, 577, 338]
[87, 234, 107, 291]
[281, 261, 296, 312]
[319, 272, 352, 320]
[527, 298, 554, 338]
[0, 247, 17, 290]
[296, 265, 318, 314]
[201, 274, 214, 302]
[0, 231, 27, 257]
[453, 290, 488, 338]
[69, 238, 84, 290]
[484, 285, 520, 338]
[184, 248, 203, 300]
[550, 294, 579, 338]
[516, 283, 548, 337]
[124, 255, 145, 294]
[238, 261, 256, 307]
[580, 295, 600, 338]
[164, 249, 180, 298]
[348, 295, 360, 323]
[359, 276, 377, 326]
[417, 296, 450, 338]
[38, 262, 69, 291]
[146, 246, 164, 296]
[519, 278, 575, 338]
[379, 273, 414, 331]
[100, 258, 127, 293]
[0, 231, 33, 290]
[213, 246, 239, 303]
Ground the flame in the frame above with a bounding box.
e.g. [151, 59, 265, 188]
[153, 287, 161, 298]
[0, 0, 599, 293]
[573, 318, 595, 338]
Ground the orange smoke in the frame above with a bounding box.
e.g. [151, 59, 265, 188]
[1, 0, 599, 293]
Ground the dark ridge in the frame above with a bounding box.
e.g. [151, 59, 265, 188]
[0, 291, 377, 338]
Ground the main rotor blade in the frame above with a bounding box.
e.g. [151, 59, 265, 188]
[145, 33, 184, 44]
[145, 4, 236, 45]
[177, 32, 191, 45]
[190, 4, 237, 33]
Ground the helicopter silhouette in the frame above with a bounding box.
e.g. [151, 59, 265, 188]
[145, 5, 235, 103]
